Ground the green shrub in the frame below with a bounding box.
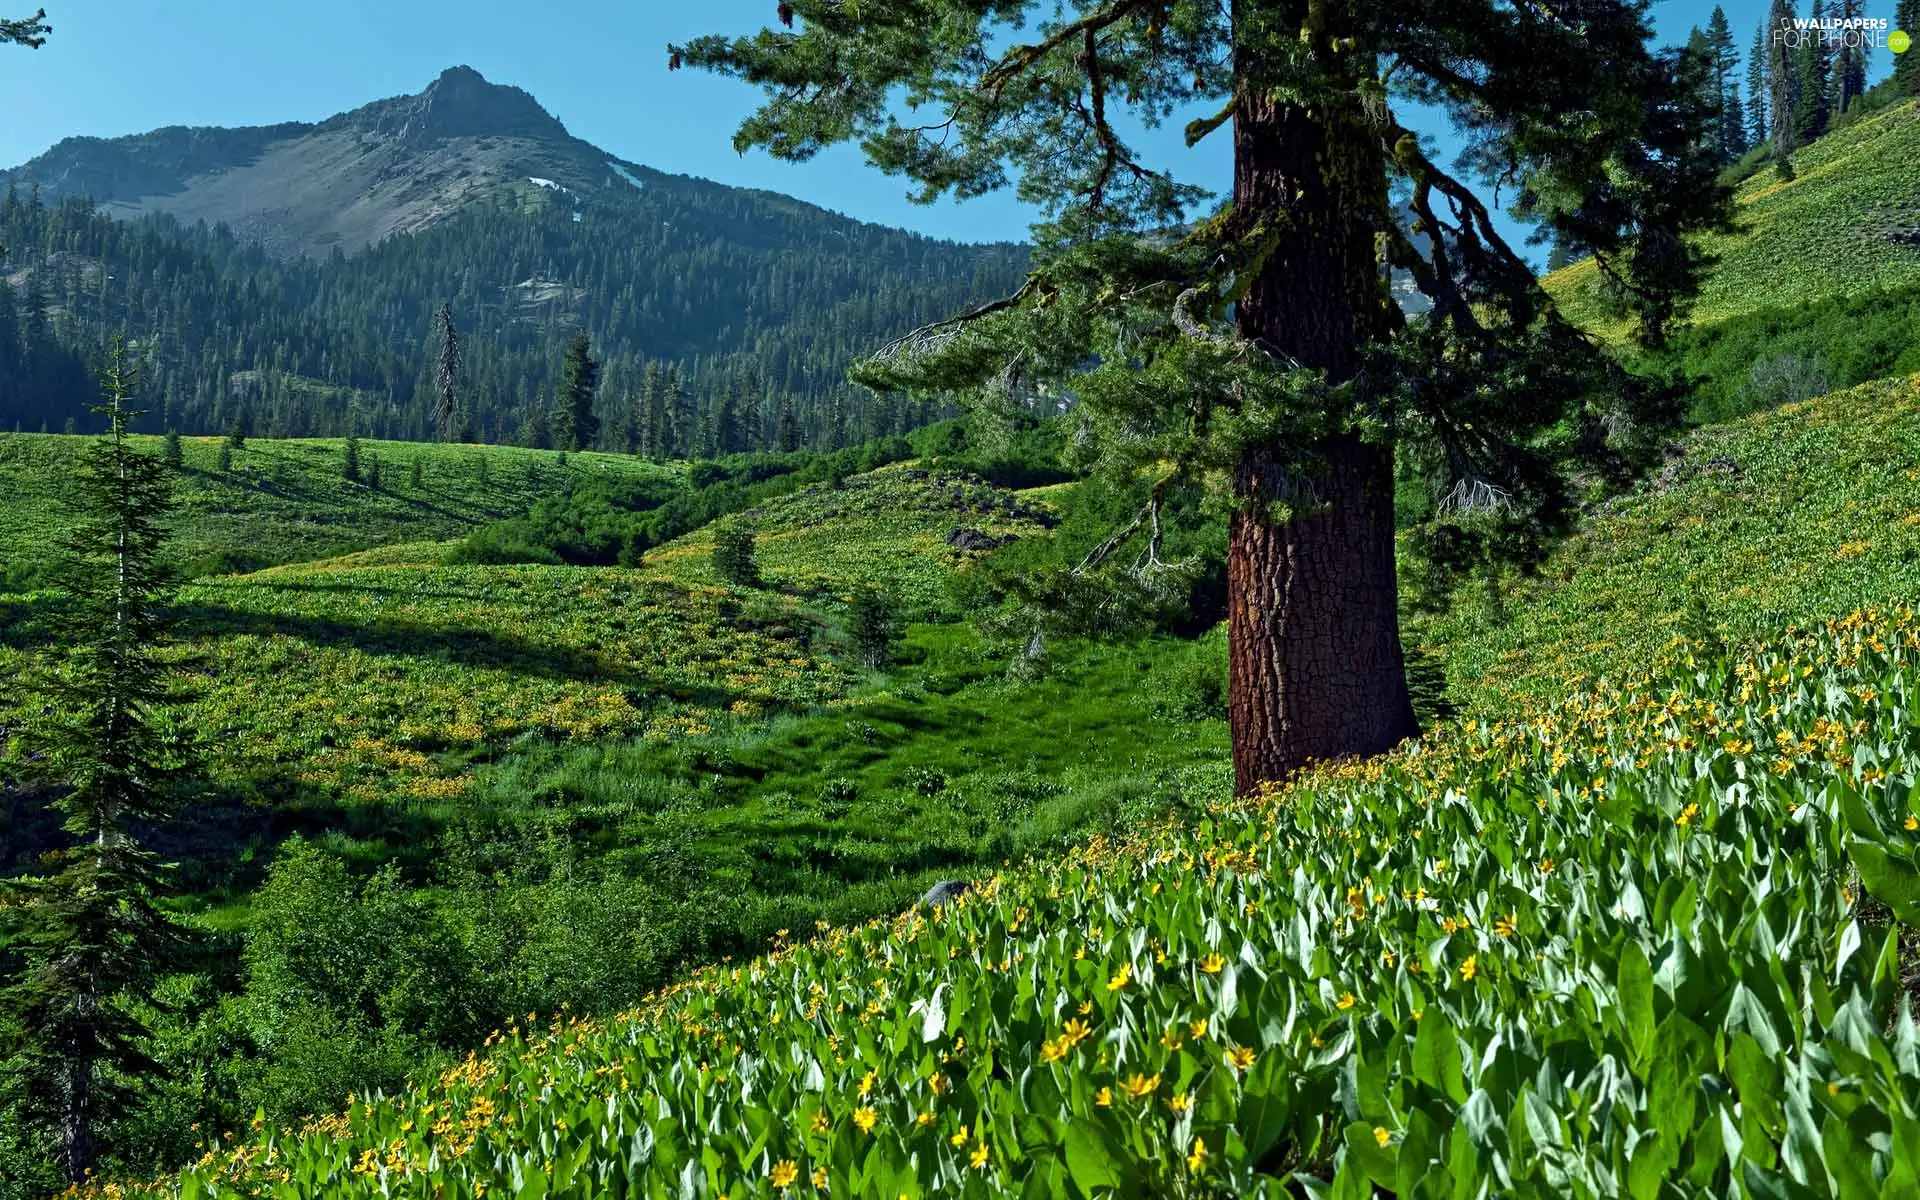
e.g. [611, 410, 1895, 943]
[847, 586, 898, 668]
[711, 519, 760, 587]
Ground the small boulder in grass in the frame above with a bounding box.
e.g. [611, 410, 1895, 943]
[945, 527, 1009, 551]
[921, 879, 971, 909]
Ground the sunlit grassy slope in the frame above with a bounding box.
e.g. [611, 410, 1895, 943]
[638, 464, 1058, 620]
[1545, 101, 1920, 340]
[1415, 372, 1920, 712]
[130, 600, 1920, 1195]
[0, 433, 675, 584]
[113, 387, 1920, 1196]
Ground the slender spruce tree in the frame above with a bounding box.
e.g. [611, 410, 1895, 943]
[1706, 7, 1745, 159]
[1793, 0, 1833, 142]
[1770, 0, 1801, 169]
[1748, 21, 1772, 147]
[1832, 0, 1867, 116]
[552, 331, 602, 452]
[432, 303, 464, 442]
[674, 0, 1729, 791]
[1, 340, 193, 1183]
[1898, 0, 1920, 96]
[638, 361, 666, 458]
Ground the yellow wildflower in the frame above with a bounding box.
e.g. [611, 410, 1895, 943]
[770, 1160, 799, 1190]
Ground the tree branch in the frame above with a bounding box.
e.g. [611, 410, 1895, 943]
[1183, 93, 1236, 147]
[979, 1, 1150, 100]
[0, 7, 48, 48]
[1073, 458, 1192, 578]
[866, 279, 1038, 366]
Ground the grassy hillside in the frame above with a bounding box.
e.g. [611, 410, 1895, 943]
[1414, 372, 1920, 712]
[129, 603, 1920, 1197]
[639, 465, 1060, 619]
[0, 434, 675, 587]
[1546, 101, 1920, 341]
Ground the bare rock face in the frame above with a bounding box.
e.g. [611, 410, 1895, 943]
[351, 66, 572, 148]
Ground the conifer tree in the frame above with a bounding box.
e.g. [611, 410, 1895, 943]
[1832, 0, 1867, 115]
[1898, 0, 1920, 96]
[639, 361, 667, 458]
[1748, 21, 1772, 146]
[1793, 0, 1832, 142]
[711, 519, 759, 587]
[665, 365, 690, 458]
[343, 432, 361, 483]
[226, 408, 248, 449]
[161, 427, 182, 466]
[552, 331, 601, 451]
[2, 339, 192, 1183]
[847, 586, 898, 668]
[1706, 7, 1745, 159]
[1769, 0, 1801, 166]
[365, 450, 382, 490]
[432, 303, 463, 442]
[775, 400, 802, 452]
[674, 0, 1729, 791]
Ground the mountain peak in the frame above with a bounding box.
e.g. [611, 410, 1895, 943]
[347, 66, 571, 146]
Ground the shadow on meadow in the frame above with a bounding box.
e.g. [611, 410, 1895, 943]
[173, 457, 529, 528]
[174, 599, 655, 692]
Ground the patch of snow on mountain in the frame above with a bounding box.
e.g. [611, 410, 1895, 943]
[608, 162, 645, 191]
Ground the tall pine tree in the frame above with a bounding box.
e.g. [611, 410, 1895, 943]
[1898, 0, 1920, 96]
[1748, 20, 1772, 147]
[674, 0, 1730, 791]
[552, 331, 601, 452]
[2, 341, 193, 1183]
[1831, 0, 1868, 116]
[1792, 0, 1833, 143]
[431, 303, 463, 442]
[1769, 0, 1801, 165]
[1706, 7, 1745, 160]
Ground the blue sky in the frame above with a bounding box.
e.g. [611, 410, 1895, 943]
[0, 2, 1903, 263]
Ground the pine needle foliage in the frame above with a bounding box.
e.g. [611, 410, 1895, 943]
[711, 519, 760, 588]
[1, 341, 194, 1184]
[672, 0, 1732, 791]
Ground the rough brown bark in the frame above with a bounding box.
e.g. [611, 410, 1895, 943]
[1225, 55, 1420, 796]
[1228, 436, 1418, 793]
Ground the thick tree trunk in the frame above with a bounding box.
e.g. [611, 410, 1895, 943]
[1228, 437, 1417, 792]
[1225, 59, 1419, 796]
